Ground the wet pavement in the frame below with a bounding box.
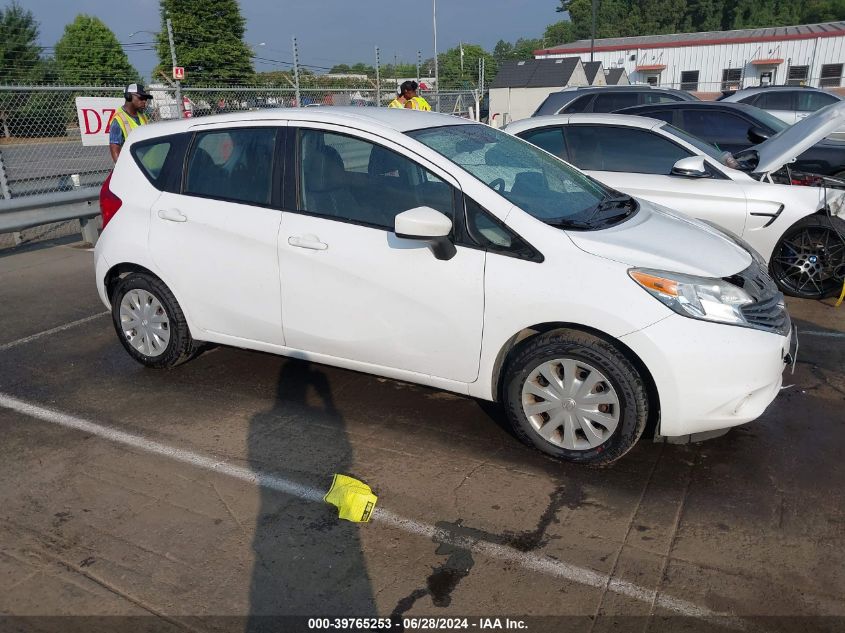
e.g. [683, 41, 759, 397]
[0, 240, 843, 633]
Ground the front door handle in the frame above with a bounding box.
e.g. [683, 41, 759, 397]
[288, 235, 328, 250]
[157, 208, 187, 222]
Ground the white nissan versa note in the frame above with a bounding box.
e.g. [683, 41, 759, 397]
[95, 108, 795, 464]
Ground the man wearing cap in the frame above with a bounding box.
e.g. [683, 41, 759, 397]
[109, 83, 153, 162]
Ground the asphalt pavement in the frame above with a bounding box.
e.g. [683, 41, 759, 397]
[0, 241, 843, 633]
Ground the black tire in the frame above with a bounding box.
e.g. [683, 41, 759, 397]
[111, 273, 196, 369]
[502, 329, 649, 466]
[769, 215, 845, 299]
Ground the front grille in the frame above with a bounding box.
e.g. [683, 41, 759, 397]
[725, 261, 790, 335]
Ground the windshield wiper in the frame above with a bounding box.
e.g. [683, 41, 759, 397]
[582, 194, 636, 226]
[544, 217, 595, 230]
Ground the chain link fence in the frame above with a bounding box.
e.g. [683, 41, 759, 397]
[0, 82, 482, 249]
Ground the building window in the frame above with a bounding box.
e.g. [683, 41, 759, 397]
[721, 68, 742, 91]
[820, 64, 843, 88]
[787, 65, 809, 86]
[645, 75, 659, 86]
[680, 70, 699, 91]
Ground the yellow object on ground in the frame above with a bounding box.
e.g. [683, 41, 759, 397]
[324, 474, 377, 523]
[836, 279, 845, 307]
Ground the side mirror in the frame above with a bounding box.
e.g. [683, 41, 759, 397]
[671, 156, 711, 178]
[395, 206, 456, 261]
[747, 126, 770, 144]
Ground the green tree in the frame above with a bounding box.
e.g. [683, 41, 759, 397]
[0, 1, 41, 84]
[157, 0, 254, 84]
[437, 44, 496, 88]
[543, 20, 576, 46]
[54, 15, 138, 85]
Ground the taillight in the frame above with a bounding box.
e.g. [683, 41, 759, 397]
[100, 172, 122, 229]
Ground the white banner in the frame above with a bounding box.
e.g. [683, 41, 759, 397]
[75, 97, 124, 146]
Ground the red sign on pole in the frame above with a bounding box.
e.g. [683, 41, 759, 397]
[172, 66, 185, 80]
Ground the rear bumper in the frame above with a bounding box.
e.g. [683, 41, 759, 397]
[620, 314, 791, 438]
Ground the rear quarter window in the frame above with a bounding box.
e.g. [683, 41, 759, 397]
[130, 133, 189, 191]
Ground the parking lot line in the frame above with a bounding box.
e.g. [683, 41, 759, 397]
[0, 312, 109, 353]
[0, 392, 744, 627]
[800, 330, 845, 338]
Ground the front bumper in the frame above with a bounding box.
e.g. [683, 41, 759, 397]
[620, 314, 792, 438]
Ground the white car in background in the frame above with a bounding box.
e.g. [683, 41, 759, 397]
[96, 108, 793, 465]
[507, 105, 845, 299]
[719, 86, 843, 129]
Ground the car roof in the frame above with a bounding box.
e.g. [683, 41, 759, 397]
[127, 106, 475, 144]
[721, 86, 843, 102]
[618, 101, 763, 115]
[507, 112, 666, 134]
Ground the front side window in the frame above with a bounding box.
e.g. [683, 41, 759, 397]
[681, 110, 752, 145]
[185, 128, 276, 205]
[407, 124, 608, 224]
[564, 125, 691, 174]
[298, 129, 454, 230]
[797, 91, 838, 112]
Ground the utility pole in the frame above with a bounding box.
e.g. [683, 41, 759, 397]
[375, 47, 381, 107]
[590, 0, 597, 62]
[166, 18, 184, 117]
[416, 50, 421, 84]
[292, 36, 301, 107]
[433, 0, 440, 112]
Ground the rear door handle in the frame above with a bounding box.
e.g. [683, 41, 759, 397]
[288, 235, 328, 250]
[157, 208, 187, 222]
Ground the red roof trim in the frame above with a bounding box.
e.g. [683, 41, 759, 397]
[533, 28, 845, 56]
[635, 64, 666, 71]
[751, 58, 784, 65]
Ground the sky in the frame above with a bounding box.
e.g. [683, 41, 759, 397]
[24, 0, 564, 80]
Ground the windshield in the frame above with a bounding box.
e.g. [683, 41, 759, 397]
[407, 124, 611, 225]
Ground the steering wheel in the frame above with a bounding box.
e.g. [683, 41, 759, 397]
[489, 178, 505, 192]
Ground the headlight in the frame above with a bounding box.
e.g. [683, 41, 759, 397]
[629, 268, 753, 326]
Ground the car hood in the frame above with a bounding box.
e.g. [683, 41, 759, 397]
[565, 198, 752, 277]
[754, 101, 845, 174]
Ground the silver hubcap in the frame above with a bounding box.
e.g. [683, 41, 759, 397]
[119, 289, 171, 357]
[521, 358, 621, 451]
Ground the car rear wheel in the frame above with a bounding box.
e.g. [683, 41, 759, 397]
[111, 273, 196, 368]
[769, 216, 845, 299]
[502, 329, 649, 466]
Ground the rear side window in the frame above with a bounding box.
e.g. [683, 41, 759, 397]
[644, 92, 684, 104]
[135, 142, 170, 180]
[518, 127, 567, 159]
[185, 128, 277, 206]
[754, 92, 794, 111]
[592, 92, 639, 112]
[561, 94, 593, 113]
[564, 125, 690, 174]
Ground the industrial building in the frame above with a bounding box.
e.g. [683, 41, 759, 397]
[534, 21, 845, 97]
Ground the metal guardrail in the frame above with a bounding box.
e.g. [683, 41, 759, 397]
[0, 188, 100, 245]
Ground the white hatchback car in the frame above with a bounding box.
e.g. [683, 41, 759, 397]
[96, 108, 794, 464]
[507, 107, 845, 299]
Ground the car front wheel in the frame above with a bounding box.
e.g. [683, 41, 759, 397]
[111, 273, 196, 368]
[769, 215, 845, 299]
[502, 329, 649, 465]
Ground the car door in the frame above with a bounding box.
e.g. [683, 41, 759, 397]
[277, 124, 485, 383]
[560, 124, 748, 237]
[149, 122, 286, 345]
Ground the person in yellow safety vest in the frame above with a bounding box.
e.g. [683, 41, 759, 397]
[388, 80, 431, 111]
[109, 83, 153, 162]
